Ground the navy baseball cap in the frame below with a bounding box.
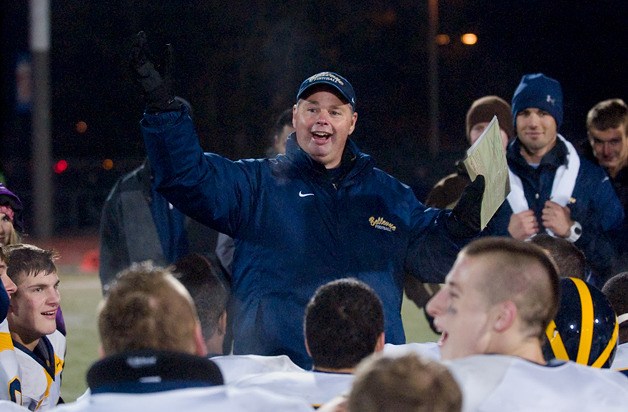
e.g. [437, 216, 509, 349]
[296, 72, 356, 111]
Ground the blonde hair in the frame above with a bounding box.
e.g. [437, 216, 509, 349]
[98, 261, 200, 355]
[6, 224, 21, 245]
[348, 353, 462, 412]
[463, 237, 560, 340]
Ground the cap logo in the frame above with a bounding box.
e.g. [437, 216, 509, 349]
[306, 72, 346, 86]
[546, 95, 555, 106]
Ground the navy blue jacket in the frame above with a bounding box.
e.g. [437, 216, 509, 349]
[141, 108, 467, 368]
[485, 138, 624, 284]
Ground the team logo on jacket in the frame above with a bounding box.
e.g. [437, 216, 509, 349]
[369, 216, 396, 232]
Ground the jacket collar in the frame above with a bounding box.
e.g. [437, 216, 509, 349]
[507, 136, 568, 172]
[87, 350, 223, 394]
[284, 133, 373, 185]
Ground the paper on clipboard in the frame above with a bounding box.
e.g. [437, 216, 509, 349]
[462, 115, 510, 229]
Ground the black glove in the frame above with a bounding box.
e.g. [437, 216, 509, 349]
[445, 175, 485, 238]
[129, 31, 180, 112]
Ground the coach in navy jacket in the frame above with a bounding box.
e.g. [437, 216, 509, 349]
[131, 33, 485, 368]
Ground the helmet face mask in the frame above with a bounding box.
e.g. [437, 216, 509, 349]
[543, 277, 618, 368]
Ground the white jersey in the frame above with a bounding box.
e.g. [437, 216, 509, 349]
[232, 370, 354, 409]
[383, 342, 441, 360]
[446, 354, 628, 412]
[0, 318, 21, 404]
[15, 330, 65, 411]
[50, 385, 314, 412]
[611, 343, 628, 372]
[211, 354, 304, 384]
[0, 400, 30, 411]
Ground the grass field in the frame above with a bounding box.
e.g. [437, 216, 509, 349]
[58, 266, 102, 402]
[58, 266, 440, 402]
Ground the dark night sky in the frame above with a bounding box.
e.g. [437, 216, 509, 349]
[1, 1, 627, 216]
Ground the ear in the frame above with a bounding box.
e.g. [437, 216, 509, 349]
[98, 345, 106, 359]
[493, 301, 517, 333]
[292, 104, 298, 128]
[348, 111, 358, 135]
[217, 311, 227, 336]
[374, 332, 385, 353]
[194, 322, 208, 357]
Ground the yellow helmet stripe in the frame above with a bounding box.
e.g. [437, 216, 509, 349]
[591, 316, 619, 368]
[546, 319, 569, 360]
[573, 278, 593, 364]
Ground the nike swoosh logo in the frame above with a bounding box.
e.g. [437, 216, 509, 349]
[299, 191, 315, 197]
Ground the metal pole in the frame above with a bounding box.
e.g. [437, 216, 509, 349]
[427, 0, 439, 157]
[30, 0, 53, 239]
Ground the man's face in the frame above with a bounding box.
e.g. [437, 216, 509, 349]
[0, 258, 17, 298]
[293, 89, 357, 169]
[8, 271, 60, 347]
[426, 255, 498, 360]
[516, 108, 558, 158]
[588, 125, 628, 175]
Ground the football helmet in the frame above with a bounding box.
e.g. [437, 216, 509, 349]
[543, 277, 618, 368]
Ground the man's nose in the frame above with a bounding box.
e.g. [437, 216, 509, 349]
[528, 112, 542, 126]
[315, 111, 331, 124]
[48, 289, 61, 304]
[602, 143, 613, 156]
[426, 289, 446, 318]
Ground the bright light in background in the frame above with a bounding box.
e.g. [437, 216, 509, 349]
[461, 33, 478, 45]
[54, 159, 68, 174]
[436, 34, 451, 46]
[75, 120, 88, 133]
[102, 158, 114, 170]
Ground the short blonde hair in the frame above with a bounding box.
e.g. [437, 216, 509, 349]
[463, 237, 560, 340]
[348, 353, 462, 412]
[98, 262, 200, 355]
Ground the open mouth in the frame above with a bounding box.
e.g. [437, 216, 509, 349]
[437, 331, 449, 347]
[311, 131, 332, 143]
[42, 310, 57, 317]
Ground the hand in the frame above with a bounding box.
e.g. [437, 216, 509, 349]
[508, 209, 539, 240]
[129, 31, 179, 112]
[541, 200, 572, 237]
[445, 175, 485, 238]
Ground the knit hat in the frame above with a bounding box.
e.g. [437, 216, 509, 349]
[466, 95, 514, 141]
[511, 73, 563, 129]
[0, 183, 24, 232]
[296, 72, 356, 111]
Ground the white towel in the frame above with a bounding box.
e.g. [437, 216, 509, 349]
[507, 134, 580, 235]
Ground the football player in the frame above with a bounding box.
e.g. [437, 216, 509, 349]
[427, 237, 628, 411]
[0, 247, 21, 404]
[5, 244, 65, 410]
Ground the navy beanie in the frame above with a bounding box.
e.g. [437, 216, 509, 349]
[511, 73, 563, 129]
